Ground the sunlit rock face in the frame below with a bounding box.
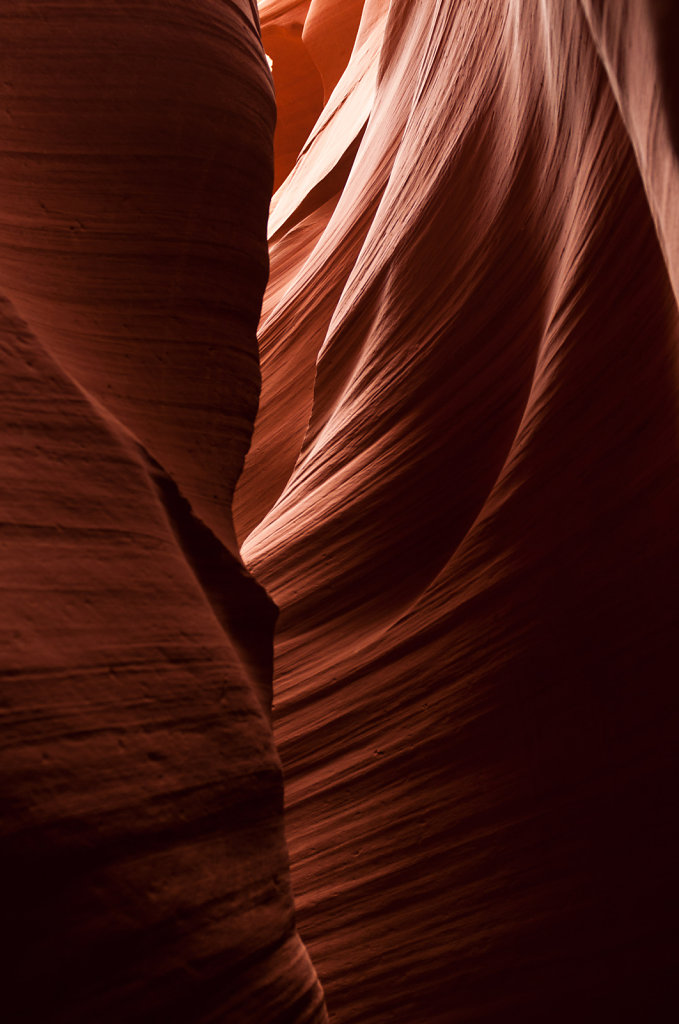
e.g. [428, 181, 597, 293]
[1, 3, 325, 1022]
[237, 0, 679, 1021]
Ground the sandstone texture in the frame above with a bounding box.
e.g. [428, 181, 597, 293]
[1, 3, 325, 1021]
[2, 1, 678, 1022]
[238, 1, 679, 1020]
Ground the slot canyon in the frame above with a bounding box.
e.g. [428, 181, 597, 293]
[1, 1, 678, 1021]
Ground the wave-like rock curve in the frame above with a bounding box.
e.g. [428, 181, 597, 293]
[3, 0, 678, 1021]
[237, 0, 679, 1020]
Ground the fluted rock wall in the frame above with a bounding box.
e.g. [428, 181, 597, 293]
[3, 0, 677, 1020]
[238, 1, 679, 1020]
[1, 3, 325, 1021]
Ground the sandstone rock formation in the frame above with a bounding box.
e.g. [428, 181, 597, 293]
[1, 3, 325, 1021]
[3, 0, 678, 1021]
[237, 1, 679, 1020]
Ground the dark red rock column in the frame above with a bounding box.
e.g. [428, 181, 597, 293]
[0, 0, 275, 555]
[0, 3, 327, 1021]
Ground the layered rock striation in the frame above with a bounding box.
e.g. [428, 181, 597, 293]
[238, 1, 679, 1020]
[1, 3, 325, 1021]
[3, 0, 678, 1021]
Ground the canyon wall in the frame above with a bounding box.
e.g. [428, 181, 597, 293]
[2, 1, 678, 1021]
[1, 3, 325, 1021]
[239, 1, 679, 1020]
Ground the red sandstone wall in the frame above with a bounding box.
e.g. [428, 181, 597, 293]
[0, 4, 325, 1021]
[2, 1, 678, 1021]
[238, 1, 679, 1019]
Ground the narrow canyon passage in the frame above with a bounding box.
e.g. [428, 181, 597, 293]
[2, 2, 678, 1022]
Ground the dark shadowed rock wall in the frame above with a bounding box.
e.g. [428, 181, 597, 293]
[1, 3, 326, 1021]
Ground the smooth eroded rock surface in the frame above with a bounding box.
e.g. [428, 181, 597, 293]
[4, 0, 678, 1020]
[237, 1, 679, 1020]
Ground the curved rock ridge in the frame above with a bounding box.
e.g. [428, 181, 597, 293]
[259, 0, 312, 29]
[302, 0, 366, 102]
[579, 0, 679, 300]
[1, 4, 326, 1022]
[235, 0, 393, 537]
[238, 0, 679, 1019]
